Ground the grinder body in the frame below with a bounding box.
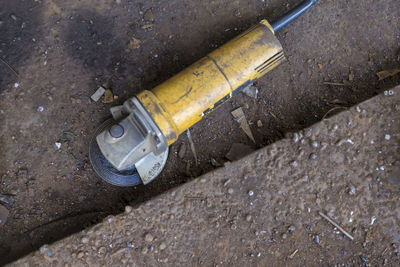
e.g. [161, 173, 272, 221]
[138, 20, 284, 145]
[90, 0, 318, 186]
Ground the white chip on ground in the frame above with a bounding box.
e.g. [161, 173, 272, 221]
[55, 142, 61, 150]
[91, 87, 106, 102]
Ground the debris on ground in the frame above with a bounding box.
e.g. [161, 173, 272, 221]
[257, 120, 263, 127]
[242, 84, 258, 99]
[141, 24, 153, 30]
[128, 37, 141, 49]
[210, 158, 222, 167]
[323, 81, 345, 86]
[231, 107, 255, 143]
[314, 234, 320, 244]
[54, 142, 62, 150]
[349, 69, 354, 81]
[376, 69, 400, 80]
[319, 211, 354, 240]
[91, 86, 106, 102]
[178, 143, 186, 159]
[0, 204, 9, 226]
[103, 89, 114, 103]
[225, 143, 254, 161]
[288, 249, 298, 259]
[143, 8, 154, 21]
[0, 193, 15, 208]
[186, 129, 198, 164]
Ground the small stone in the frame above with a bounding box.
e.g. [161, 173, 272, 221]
[81, 237, 89, 244]
[178, 143, 186, 158]
[257, 120, 262, 127]
[248, 190, 254, 197]
[348, 186, 356, 195]
[246, 214, 252, 222]
[314, 235, 320, 244]
[290, 161, 298, 167]
[37, 106, 44, 112]
[159, 242, 167, 250]
[14, 82, 19, 88]
[125, 206, 132, 213]
[227, 188, 234, 194]
[77, 251, 85, 258]
[144, 9, 154, 21]
[360, 255, 367, 263]
[309, 153, 317, 160]
[106, 215, 114, 223]
[54, 142, 62, 150]
[144, 233, 154, 243]
[10, 14, 18, 21]
[141, 246, 148, 254]
[311, 141, 319, 148]
[385, 134, 391, 140]
[281, 233, 287, 239]
[287, 225, 296, 233]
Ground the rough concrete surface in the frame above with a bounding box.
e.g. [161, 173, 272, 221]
[1, 0, 400, 264]
[9, 86, 400, 266]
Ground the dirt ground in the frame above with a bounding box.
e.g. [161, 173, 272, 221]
[9, 87, 400, 266]
[0, 0, 399, 264]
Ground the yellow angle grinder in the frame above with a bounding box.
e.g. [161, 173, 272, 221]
[89, 0, 318, 186]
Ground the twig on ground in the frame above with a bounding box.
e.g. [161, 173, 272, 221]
[319, 211, 354, 240]
[0, 57, 19, 77]
[289, 249, 299, 259]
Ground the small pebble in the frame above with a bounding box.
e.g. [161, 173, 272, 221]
[14, 82, 19, 88]
[81, 237, 89, 244]
[360, 255, 367, 263]
[54, 142, 61, 150]
[228, 188, 234, 194]
[248, 190, 254, 197]
[246, 214, 252, 222]
[77, 251, 84, 258]
[159, 242, 167, 250]
[287, 225, 296, 233]
[125, 206, 132, 213]
[37, 106, 44, 112]
[141, 246, 148, 254]
[348, 186, 356, 195]
[385, 134, 391, 140]
[311, 141, 318, 148]
[290, 161, 298, 167]
[107, 215, 114, 223]
[281, 233, 287, 239]
[144, 233, 154, 243]
[314, 235, 320, 244]
[309, 153, 317, 160]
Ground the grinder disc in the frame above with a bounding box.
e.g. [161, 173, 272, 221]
[89, 119, 142, 187]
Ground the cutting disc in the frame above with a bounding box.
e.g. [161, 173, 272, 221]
[89, 118, 142, 187]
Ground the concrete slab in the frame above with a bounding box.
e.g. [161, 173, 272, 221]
[10, 87, 400, 266]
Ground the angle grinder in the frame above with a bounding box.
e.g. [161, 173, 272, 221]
[89, 0, 318, 186]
